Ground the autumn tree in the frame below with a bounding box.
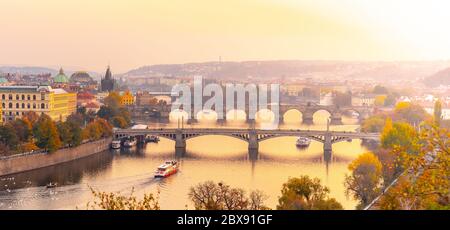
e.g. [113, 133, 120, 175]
[188, 181, 269, 210]
[434, 100, 442, 126]
[344, 152, 383, 209]
[379, 125, 450, 210]
[381, 122, 420, 155]
[87, 187, 160, 210]
[393, 102, 429, 126]
[277, 175, 343, 210]
[32, 114, 62, 153]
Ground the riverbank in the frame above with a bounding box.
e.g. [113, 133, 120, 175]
[0, 138, 112, 177]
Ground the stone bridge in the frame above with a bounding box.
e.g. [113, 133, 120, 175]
[113, 128, 379, 157]
[130, 103, 373, 125]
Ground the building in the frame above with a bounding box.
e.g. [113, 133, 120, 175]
[52, 68, 70, 89]
[100, 66, 116, 92]
[0, 85, 76, 122]
[120, 91, 135, 105]
[0, 77, 10, 86]
[70, 71, 98, 91]
[77, 91, 97, 106]
[136, 91, 159, 106]
[351, 94, 376, 107]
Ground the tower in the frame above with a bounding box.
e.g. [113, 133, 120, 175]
[100, 65, 116, 92]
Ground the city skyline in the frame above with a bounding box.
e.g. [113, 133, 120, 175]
[1, 0, 450, 72]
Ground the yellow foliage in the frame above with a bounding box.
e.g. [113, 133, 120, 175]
[348, 152, 383, 176]
[375, 95, 387, 106]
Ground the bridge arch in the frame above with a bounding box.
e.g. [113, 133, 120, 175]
[282, 109, 303, 123]
[312, 109, 332, 125]
[183, 133, 250, 143]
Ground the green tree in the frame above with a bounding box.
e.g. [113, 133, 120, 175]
[373, 85, 389, 94]
[111, 116, 127, 128]
[57, 122, 72, 147]
[277, 176, 343, 210]
[361, 115, 386, 132]
[0, 124, 19, 151]
[9, 118, 32, 142]
[344, 152, 383, 209]
[434, 100, 442, 126]
[384, 94, 397, 107]
[33, 114, 62, 153]
[68, 120, 83, 147]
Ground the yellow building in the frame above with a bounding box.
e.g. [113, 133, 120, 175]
[120, 91, 135, 106]
[0, 86, 77, 122]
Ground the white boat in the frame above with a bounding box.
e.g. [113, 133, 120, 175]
[351, 111, 359, 118]
[154, 161, 179, 178]
[146, 135, 160, 143]
[123, 137, 137, 148]
[111, 140, 121, 149]
[296, 137, 311, 147]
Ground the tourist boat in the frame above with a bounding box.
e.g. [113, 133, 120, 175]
[296, 137, 311, 147]
[154, 161, 179, 178]
[111, 140, 121, 149]
[46, 182, 58, 188]
[146, 135, 160, 143]
[123, 137, 137, 148]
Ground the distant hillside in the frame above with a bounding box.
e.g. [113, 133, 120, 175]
[121, 60, 449, 81]
[0, 66, 57, 75]
[425, 67, 450, 87]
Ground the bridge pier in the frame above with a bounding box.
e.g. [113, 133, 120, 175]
[323, 133, 332, 153]
[175, 129, 186, 156]
[187, 118, 198, 124]
[248, 130, 259, 155]
[302, 111, 314, 125]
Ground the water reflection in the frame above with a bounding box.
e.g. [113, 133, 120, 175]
[0, 111, 375, 210]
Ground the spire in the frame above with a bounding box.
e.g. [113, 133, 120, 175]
[59, 67, 64, 75]
[105, 65, 112, 80]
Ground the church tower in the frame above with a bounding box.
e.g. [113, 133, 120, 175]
[100, 65, 116, 92]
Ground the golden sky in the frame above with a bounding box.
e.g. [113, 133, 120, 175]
[0, 0, 449, 72]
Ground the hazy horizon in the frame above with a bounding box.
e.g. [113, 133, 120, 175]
[1, 0, 450, 72]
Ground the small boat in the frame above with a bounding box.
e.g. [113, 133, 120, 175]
[296, 137, 311, 148]
[123, 137, 137, 148]
[111, 140, 121, 149]
[154, 161, 179, 178]
[46, 182, 57, 188]
[146, 135, 160, 143]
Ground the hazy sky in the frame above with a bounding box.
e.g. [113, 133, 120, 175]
[1, 0, 449, 73]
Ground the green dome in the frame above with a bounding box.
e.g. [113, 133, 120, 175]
[53, 68, 69, 83]
[0, 77, 8, 83]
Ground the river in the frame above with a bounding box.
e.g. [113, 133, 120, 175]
[0, 110, 376, 210]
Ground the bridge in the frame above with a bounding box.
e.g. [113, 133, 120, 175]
[113, 127, 380, 157]
[130, 103, 373, 125]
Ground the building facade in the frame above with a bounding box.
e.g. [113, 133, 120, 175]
[120, 91, 135, 106]
[0, 85, 77, 122]
[351, 94, 376, 107]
